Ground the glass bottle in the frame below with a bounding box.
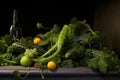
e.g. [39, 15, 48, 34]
[10, 9, 22, 41]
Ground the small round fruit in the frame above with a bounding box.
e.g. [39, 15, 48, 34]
[33, 37, 41, 45]
[20, 56, 33, 67]
[47, 61, 56, 70]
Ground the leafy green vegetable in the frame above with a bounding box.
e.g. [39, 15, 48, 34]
[84, 49, 120, 73]
[0, 34, 12, 45]
[0, 34, 12, 53]
[36, 24, 60, 52]
[33, 24, 69, 63]
[37, 24, 60, 40]
[61, 59, 75, 68]
[0, 54, 17, 66]
[33, 17, 116, 73]
[98, 59, 107, 73]
[65, 44, 85, 60]
[0, 17, 120, 75]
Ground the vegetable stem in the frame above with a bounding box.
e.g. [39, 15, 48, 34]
[3, 59, 17, 64]
[33, 25, 69, 63]
[40, 44, 57, 58]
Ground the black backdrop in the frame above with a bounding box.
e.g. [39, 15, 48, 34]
[0, 1, 95, 37]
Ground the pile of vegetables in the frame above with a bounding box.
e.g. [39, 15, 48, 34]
[0, 17, 120, 79]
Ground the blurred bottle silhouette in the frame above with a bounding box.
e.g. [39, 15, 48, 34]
[10, 9, 22, 41]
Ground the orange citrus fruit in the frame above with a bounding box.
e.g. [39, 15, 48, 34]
[33, 37, 41, 45]
[47, 61, 56, 70]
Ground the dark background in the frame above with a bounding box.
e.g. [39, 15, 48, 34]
[95, 0, 120, 54]
[0, 1, 95, 37]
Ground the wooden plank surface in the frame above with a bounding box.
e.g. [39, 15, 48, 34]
[0, 66, 96, 74]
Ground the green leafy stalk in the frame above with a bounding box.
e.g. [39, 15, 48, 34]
[2, 59, 17, 64]
[84, 23, 98, 38]
[40, 44, 57, 58]
[33, 25, 69, 63]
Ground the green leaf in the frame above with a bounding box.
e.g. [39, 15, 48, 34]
[13, 67, 30, 79]
[88, 58, 99, 69]
[1, 34, 12, 45]
[65, 45, 85, 59]
[70, 17, 78, 24]
[52, 55, 61, 64]
[13, 70, 21, 79]
[74, 22, 89, 36]
[38, 40, 49, 46]
[36, 22, 44, 29]
[61, 59, 74, 68]
[77, 33, 90, 44]
[98, 59, 107, 73]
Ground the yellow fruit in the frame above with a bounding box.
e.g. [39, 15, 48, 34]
[33, 37, 41, 45]
[47, 61, 56, 70]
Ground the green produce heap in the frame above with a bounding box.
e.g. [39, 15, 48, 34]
[0, 17, 120, 79]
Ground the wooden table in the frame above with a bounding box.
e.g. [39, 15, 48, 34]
[0, 66, 119, 80]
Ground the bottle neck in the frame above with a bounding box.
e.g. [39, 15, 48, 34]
[13, 10, 18, 25]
